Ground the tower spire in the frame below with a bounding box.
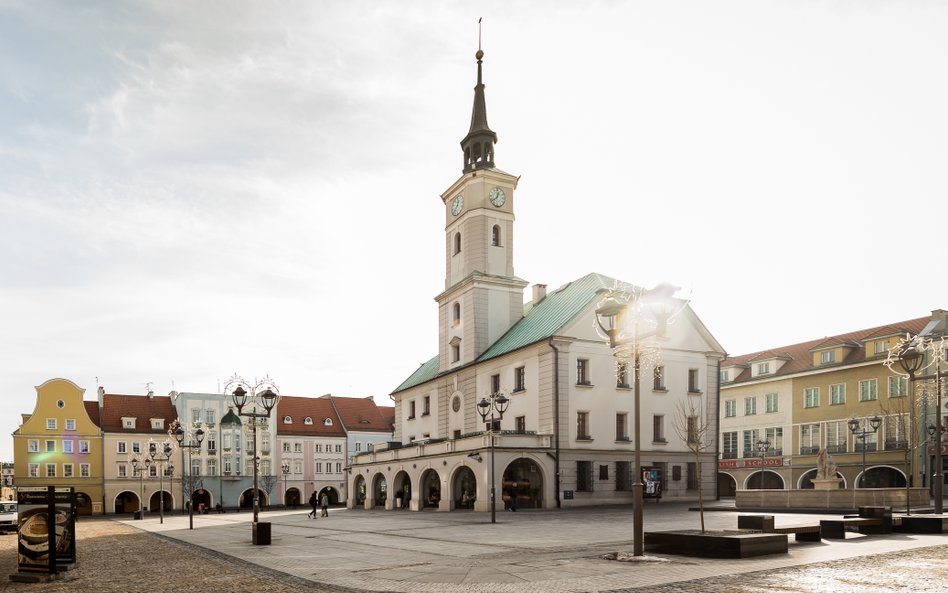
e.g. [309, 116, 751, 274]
[460, 18, 497, 173]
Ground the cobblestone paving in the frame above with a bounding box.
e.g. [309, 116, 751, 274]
[0, 518, 945, 593]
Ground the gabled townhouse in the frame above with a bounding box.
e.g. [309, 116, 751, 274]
[327, 396, 395, 465]
[13, 378, 103, 515]
[276, 395, 347, 506]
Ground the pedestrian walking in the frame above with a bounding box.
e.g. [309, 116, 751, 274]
[308, 492, 318, 519]
[320, 492, 329, 517]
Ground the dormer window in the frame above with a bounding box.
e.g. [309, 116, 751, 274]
[323, 418, 333, 426]
[720, 370, 730, 382]
[820, 350, 836, 364]
[150, 419, 163, 430]
[304, 417, 313, 425]
[283, 415, 293, 424]
[757, 362, 770, 375]
[122, 417, 136, 429]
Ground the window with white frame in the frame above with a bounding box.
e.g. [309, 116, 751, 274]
[576, 359, 590, 385]
[765, 393, 778, 413]
[888, 376, 907, 397]
[294, 461, 302, 474]
[804, 387, 820, 408]
[65, 419, 76, 431]
[28, 440, 39, 453]
[46, 418, 57, 430]
[820, 350, 836, 364]
[45, 440, 55, 453]
[206, 409, 216, 424]
[355, 441, 362, 451]
[80, 463, 90, 477]
[335, 444, 342, 453]
[764, 427, 783, 455]
[118, 463, 128, 478]
[315, 462, 322, 473]
[653, 414, 665, 442]
[616, 413, 628, 441]
[830, 383, 846, 405]
[722, 432, 738, 459]
[79, 441, 90, 453]
[207, 458, 217, 475]
[63, 464, 73, 478]
[151, 419, 163, 430]
[825, 421, 847, 453]
[724, 399, 736, 417]
[688, 369, 700, 393]
[859, 379, 878, 401]
[63, 440, 73, 453]
[207, 434, 216, 452]
[515, 366, 527, 391]
[653, 366, 665, 390]
[336, 463, 342, 473]
[29, 464, 39, 477]
[742, 429, 760, 457]
[884, 414, 909, 450]
[117, 441, 127, 454]
[577, 411, 591, 440]
[757, 362, 771, 374]
[46, 464, 56, 477]
[720, 370, 730, 382]
[123, 418, 135, 429]
[873, 339, 888, 355]
[800, 423, 821, 454]
[131, 442, 141, 454]
[744, 397, 756, 415]
[261, 460, 270, 475]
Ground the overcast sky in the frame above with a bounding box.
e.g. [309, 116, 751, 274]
[2, 1, 945, 462]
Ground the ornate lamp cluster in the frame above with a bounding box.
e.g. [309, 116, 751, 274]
[593, 282, 686, 557]
[476, 390, 509, 524]
[170, 418, 205, 530]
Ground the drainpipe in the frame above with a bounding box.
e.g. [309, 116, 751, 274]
[549, 338, 561, 509]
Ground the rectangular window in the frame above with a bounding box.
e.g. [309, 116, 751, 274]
[45, 440, 56, 453]
[722, 431, 738, 459]
[859, 379, 878, 401]
[336, 463, 342, 473]
[65, 419, 76, 431]
[224, 460, 232, 474]
[686, 416, 698, 444]
[46, 418, 57, 430]
[46, 464, 56, 477]
[63, 464, 74, 478]
[765, 427, 783, 455]
[800, 423, 821, 455]
[28, 440, 39, 453]
[131, 442, 141, 454]
[79, 441, 90, 454]
[206, 409, 216, 424]
[854, 418, 879, 451]
[576, 461, 593, 492]
[757, 362, 770, 374]
[830, 383, 846, 405]
[315, 462, 322, 473]
[294, 442, 302, 453]
[653, 366, 665, 390]
[408, 400, 416, 420]
[686, 462, 698, 490]
[720, 370, 730, 383]
[888, 376, 908, 398]
[742, 429, 761, 458]
[804, 387, 820, 408]
[688, 369, 700, 393]
[514, 366, 526, 392]
[616, 413, 628, 441]
[118, 463, 128, 478]
[765, 393, 778, 413]
[577, 412, 590, 440]
[355, 442, 362, 452]
[117, 441, 127, 454]
[282, 442, 290, 452]
[192, 459, 202, 476]
[29, 464, 39, 478]
[825, 421, 847, 453]
[191, 408, 201, 423]
[451, 342, 460, 362]
[335, 444, 342, 453]
[616, 362, 629, 388]
[63, 440, 73, 453]
[80, 463, 90, 477]
[515, 416, 526, 432]
[599, 464, 609, 480]
[207, 459, 217, 476]
[616, 461, 632, 491]
[423, 395, 431, 416]
[724, 399, 736, 417]
[653, 414, 665, 442]
[490, 373, 501, 394]
[744, 397, 757, 415]
[884, 414, 909, 450]
[315, 444, 322, 453]
[820, 350, 836, 364]
[576, 359, 590, 385]
[207, 435, 217, 452]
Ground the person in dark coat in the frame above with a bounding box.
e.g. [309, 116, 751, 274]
[308, 492, 318, 519]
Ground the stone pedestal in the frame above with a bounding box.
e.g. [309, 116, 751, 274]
[811, 478, 843, 490]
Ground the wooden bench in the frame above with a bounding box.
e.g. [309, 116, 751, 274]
[820, 517, 883, 539]
[737, 515, 822, 542]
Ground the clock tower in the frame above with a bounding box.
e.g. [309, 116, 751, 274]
[436, 46, 527, 373]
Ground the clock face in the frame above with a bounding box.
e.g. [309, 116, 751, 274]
[452, 195, 464, 216]
[489, 187, 506, 207]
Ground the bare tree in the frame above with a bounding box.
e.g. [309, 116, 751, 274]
[260, 474, 278, 509]
[876, 380, 917, 515]
[673, 398, 714, 532]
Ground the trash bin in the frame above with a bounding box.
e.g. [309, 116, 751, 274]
[252, 521, 271, 545]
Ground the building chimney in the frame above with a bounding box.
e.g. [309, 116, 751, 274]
[532, 284, 547, 306]
[147, 390, 154, 399]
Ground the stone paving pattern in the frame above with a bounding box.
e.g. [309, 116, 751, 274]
[0, 503, 945, 592]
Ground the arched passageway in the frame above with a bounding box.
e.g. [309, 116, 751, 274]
[717, 473, 736, 497]
[453, 466, 477, 509]
[420, 469, 441, 509]
[318, 486, 340, 505]
[799, 468, 846, 489]
[503, 458, 543, 509]
[353, 476, 367, 507]
[393, 471, 411, 509]
[285, 487, 301, 508]
[372, 474, 387, 508]
[745, 470, 785, 490]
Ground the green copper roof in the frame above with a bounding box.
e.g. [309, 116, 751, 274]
[220, 408, 242, 426]
[392, 272, 633, 394]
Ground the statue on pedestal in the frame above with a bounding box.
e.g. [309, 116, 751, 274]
[812, 448, 843, 489]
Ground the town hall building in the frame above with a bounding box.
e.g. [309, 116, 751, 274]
[346, 45, 726, 512]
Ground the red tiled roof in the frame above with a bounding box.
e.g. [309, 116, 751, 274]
[83, 401, 101, 427]
[722, 315, 931, 384]
[276, 395, 346, 437]
[329, 396, 394, 433]
[99, 394, 177, 433]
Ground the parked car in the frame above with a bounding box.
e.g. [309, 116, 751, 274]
[0, 502, 17, 533]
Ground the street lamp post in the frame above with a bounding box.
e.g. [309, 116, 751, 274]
[226, 375, 280, 545]
[848, 416, 882, 488]
[595, 282, 684, 557]
[130, 456, 152, 520]
[887, 334, 946, 514]
[476, 390, 509, 524]
[756, 439, 770, 489]
[282, 463, 290, 508]
[149, 442, 174, 524]
[889, 338, 926, 515]
[172, 423, 205, 530]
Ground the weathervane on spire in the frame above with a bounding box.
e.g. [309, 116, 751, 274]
[461, 16, 496, 172]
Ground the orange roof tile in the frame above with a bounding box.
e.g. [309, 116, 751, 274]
[276, 395, 346, 437]
[99, 394, 178, 433]
[329, 396, 394, 433]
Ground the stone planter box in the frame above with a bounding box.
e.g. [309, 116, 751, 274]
[645, 530, 788, 558]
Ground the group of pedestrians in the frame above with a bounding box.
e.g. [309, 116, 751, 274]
[308, 491, 329, 518]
